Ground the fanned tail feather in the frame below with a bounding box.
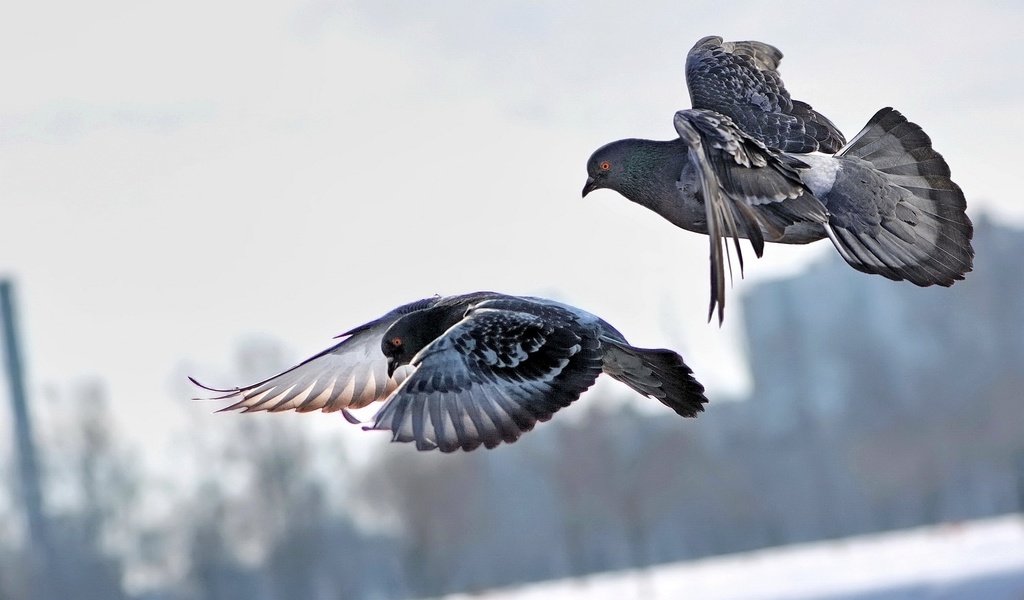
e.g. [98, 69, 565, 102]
[829, 108, 973, 285]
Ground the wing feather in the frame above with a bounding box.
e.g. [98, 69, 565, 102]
[686, 36, 845, 153]
[674, 109, 827, 323]
[366, 307, 603, 452]
[192, 297, 443, 414]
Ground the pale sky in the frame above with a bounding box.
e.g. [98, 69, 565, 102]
[2, 1, 1022, 465]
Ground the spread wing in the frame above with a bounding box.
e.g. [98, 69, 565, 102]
[191, 298, 440, 417]
[673, 109, 827, 324]
[367, 307, 603, 452]
[685, 35, 845, 153]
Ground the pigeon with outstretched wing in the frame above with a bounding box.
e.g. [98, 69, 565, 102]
[192, 292, 708, 452]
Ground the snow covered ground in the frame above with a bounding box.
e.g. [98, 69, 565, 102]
[442, 514, 1024, 600]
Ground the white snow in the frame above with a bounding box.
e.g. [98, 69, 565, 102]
[440, 514, 1024, 600]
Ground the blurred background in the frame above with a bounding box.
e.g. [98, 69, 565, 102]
[2, 1, 1023, 598]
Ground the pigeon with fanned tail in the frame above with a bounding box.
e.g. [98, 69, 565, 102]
[191, 292, 708, 452]
[583, 36, 973, 323]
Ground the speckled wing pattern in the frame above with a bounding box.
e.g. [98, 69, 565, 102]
[686, 35, 845, 154]
[190, 297, 441, 417]
[368, 305, 604, 452]
[673, 108, 828, 323]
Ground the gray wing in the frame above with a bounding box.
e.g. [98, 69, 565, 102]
[673, 108, 828, 323]
[191, 298, 440, 416]
[686, 35, 846, 153]
[367, 308, 603, 452]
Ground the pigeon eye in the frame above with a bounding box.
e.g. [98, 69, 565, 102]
[599, 161, 611, 171]
[390, 337, 402, 347]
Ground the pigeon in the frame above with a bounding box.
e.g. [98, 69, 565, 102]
[583, 36, 973, 323]
[191, 292, 708, 452]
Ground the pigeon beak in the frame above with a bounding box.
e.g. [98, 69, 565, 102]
[582, 177, 598, 197]
[386, 356, 396, 378]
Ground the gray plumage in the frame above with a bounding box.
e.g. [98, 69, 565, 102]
[192, 292, 708, 452]
[671, 108, 829, 321]
[686, 35, 845, 154]
[815, 108, 973, 286]
[584, 36, 973, 323]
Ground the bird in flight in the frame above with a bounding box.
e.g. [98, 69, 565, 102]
[191, 292, 708, 452]
[583, 35, 974, 323]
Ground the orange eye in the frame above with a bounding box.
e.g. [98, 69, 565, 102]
[599, 160, 611, 171]
[390, 337, 402, 347]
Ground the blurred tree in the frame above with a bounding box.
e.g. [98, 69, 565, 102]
[357, 445, 493, 597]
[186, 485, 265, 600]
[19, 379, 140, 600]
[181, 337, 405, 600]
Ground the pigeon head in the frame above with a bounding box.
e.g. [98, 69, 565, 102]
[380, 307, 461, 376]
[583, 140, 634, 197]
[583, 138, 687, 204]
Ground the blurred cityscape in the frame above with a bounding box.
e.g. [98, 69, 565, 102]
[1, 216, 1022, 599]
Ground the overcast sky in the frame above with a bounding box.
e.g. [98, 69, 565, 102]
[2, 1, 1022, 464]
